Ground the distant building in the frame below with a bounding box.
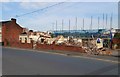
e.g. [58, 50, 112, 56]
[103, 28, 120, 38]
[19, 31, 51, 44]
[19, 32, 31, 43]
[0, 18, 23, 46]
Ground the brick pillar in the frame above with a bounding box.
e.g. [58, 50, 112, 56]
[31, 40, 33, 49]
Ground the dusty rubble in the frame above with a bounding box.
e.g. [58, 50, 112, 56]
[64, 36, 82, 47]
[54, 36, 112, 56]
[83, 47, 112, 56]
[23, 33, 112, 56]
[82, 40, 112, 56]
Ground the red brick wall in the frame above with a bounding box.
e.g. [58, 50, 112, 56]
[112, 38, 120, 44]
[112, 38, 120, 49]
[36, 43, 84, 53]
[2, 20, 23, 46]
[2, 24, 6, 43]
[10, 42, 33, 49]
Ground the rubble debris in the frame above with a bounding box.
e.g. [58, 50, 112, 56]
[82, 39, 112, 56]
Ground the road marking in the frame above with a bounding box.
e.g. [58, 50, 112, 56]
[4, 47, 119, 64]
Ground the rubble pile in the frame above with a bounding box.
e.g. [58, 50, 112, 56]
[97, 48, 112, 55]
[82, 40, 112, 56]
[64, 37, 82, 47]
[54, 36, 112, 56]
[28, 34, 112, 56]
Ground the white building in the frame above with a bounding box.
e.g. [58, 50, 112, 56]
[19, 34, 31, 43]
[19, 31, 51, 44]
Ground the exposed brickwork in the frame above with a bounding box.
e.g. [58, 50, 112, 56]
[10, 42, 33, 49]
[112, 38, 120, 44]
[36, 43, 84, 53]
[112, 38, 120, 49]
[1, 18, 84, 52]
[2, 18, 23, 46]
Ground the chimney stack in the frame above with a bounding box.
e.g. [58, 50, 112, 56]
[11, 18, 16, 23]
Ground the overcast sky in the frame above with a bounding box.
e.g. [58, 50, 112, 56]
[0, 0, 119, 31]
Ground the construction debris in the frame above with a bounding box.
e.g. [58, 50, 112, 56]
[82, 39, 112, 56]
[19, 31, 112, 56]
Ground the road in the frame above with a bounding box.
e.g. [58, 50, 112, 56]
[2, 47, 119, 75]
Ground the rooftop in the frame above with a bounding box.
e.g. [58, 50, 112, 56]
[0, 18, 16, 24]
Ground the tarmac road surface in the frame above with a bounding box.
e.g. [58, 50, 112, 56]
[2, 47, 119, 75]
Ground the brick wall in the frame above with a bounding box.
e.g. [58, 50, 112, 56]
[10, 42, 33, 49]
[36, 43, 84, 53]
[112, 38, 120, 44]
[112, 38, 120, 49]
[2, 18, 23, 46]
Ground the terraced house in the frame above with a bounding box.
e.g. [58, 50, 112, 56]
[0, 18, 23, 46]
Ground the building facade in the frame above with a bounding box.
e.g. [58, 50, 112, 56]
[0, 18, 23, 46]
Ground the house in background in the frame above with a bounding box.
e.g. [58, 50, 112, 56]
[0, 18, 24, 46]
[19, 30, 51, 44]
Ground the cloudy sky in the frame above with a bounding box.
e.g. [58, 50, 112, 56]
[0, 0, 119, 31]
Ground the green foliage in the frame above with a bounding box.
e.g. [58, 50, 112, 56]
[50, 33, 55, 38]
[114, 33, 120, 39]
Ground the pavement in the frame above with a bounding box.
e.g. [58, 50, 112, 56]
[2, 47, 119, 75]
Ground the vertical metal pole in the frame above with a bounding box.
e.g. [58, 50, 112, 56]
[52, 23, 54, 32]
[83, 18, 84, 30]
[103, 13, 104, 29]
[110, 13, 113, 49]
[106, 14, 107, 29]
[62, 19, 63, 33]
[98, 17, 99, 29]
[69, 19, 70, 34]
[110, 13, 113, 29]
[56, 20, 57, 32]
[75, 17, 77, 32]
[90, 16, 93, 30]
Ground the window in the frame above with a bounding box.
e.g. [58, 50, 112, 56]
[30, 38, 32, 40]
[25, 38, 27, 40]
[41, 38, 44, 43]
